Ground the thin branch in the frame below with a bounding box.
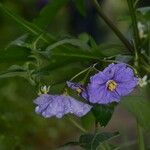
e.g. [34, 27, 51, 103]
[92, 0, 134, 53]
[127, 0, 141, 52]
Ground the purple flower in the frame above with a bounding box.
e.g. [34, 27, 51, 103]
[66, 81, 88, 99]
[34, 94, 92, 118]
[87, 63, 138, 104]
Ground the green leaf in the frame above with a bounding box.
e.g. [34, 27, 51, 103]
[0, 3, 54, 43]
[45, 38, 91, 52]
[81, 112, 95, 130]
[34, 0, 69, 28]
[0, 46, 32, 63]
[97, 43, 127, 57]
[0, 65, 27, 79]
[121, 88, 150, 130]
[137, 7, 150, 20]
[137, 7, 150, 14]
[6, 34, 30, 49]
[75, 0, 86, 16]
[115, 55, 133, 63]
[61, 132, 119, 150]
[34, 57, 79, 76]
[78, 33, 90, 43]
[79, 132, 119, 150]
[92, 104, 116, 127]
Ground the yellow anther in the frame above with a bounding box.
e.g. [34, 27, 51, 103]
[76, 88, 82, 94]
[107, 80, 117, 91]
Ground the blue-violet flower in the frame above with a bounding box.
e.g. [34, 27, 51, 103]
[34, 94, 92, 118]
[87, 63, 138, 104]
[66, 81, 88, 99]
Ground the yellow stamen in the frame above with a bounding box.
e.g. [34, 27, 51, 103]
[76, 88, 82, 94]
[107, 80, 117, 91]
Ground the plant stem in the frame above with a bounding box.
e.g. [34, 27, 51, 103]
[69, 117, 87, 133]
[70, 66, 91, 81]
[94, 121, 99, 133]
[127, 0, 141, 52]
[137, 120, 145, 150]
[92, 0, 133, 53]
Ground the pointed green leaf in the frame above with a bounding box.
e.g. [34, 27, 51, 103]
[92, 103, 116, 127]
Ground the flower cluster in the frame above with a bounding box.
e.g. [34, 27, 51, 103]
[67, 63, 138, 104]
[34, 63, 138, 118]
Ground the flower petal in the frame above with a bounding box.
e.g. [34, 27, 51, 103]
[66, 81, 88, 99]
[87, 63, 138, 104]
[34, 94, 92, 118]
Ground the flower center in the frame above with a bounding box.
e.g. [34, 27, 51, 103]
[107, 80, 117, 91]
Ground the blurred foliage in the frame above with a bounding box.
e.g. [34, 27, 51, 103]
[0, 0, 150, 150]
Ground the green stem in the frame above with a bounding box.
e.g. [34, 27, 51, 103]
[127, 0, 141, 52]
[69, 117, 87, 133]
[137, 120, 145, 150]
[70, 66, 91, 81]
[92, 0, 133, 52]
[94, 121, 99, 133]
[70, 63, 97, 82]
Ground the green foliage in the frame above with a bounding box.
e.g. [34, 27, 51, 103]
[92, 104, 116, 127]
[0, 46, 32, 64]
[0, 3, 54, 43]
[79, 132, 119, 150]
[0, 0, 150, 149]
[63, 131, 119, 150]
[34, 0, 69, 28]
[74, 0, 86, 16]
[122, 88, 150, 130]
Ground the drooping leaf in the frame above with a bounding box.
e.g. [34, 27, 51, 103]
[34, 0, 69, 28]
[92, 103, 116, 127]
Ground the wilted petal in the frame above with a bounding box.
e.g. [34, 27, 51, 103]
[34, 94, 92, 118]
